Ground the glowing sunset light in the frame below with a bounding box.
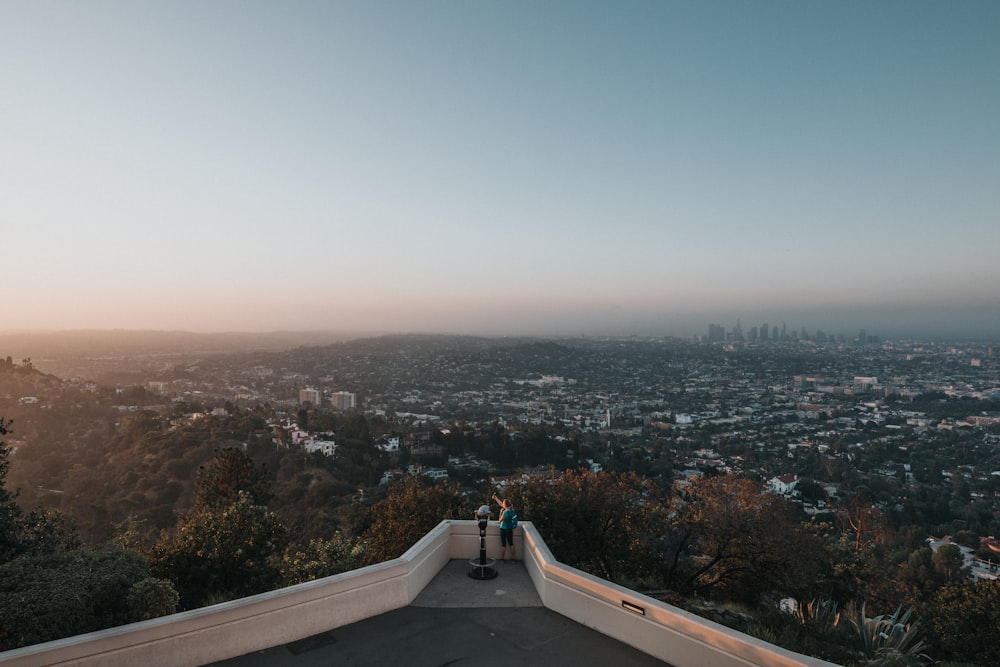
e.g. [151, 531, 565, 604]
[1, 2, 997, 340]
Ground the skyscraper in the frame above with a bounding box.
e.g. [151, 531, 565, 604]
[299, 388, 321, 406]
[330, 391, 357, 411]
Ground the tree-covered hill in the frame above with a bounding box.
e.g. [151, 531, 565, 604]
[0, 357, 65, 398]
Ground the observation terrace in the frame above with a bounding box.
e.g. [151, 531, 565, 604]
[0, 522, 835, 667]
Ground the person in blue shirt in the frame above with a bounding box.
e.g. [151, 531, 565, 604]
[495, 496, 517, 562]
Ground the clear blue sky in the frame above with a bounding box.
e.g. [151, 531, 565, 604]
[2, 1, 998, 339]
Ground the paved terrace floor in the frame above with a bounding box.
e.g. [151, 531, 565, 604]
[211, 559, 671, 667]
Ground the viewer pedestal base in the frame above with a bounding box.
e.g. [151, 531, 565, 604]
[468, 557, 497, 579]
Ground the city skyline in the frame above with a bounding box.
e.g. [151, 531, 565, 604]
[2, 2, 998, 339]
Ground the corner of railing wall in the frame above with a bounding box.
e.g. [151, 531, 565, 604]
[517, 521, 836, 667]
[400, 520, 453, 601]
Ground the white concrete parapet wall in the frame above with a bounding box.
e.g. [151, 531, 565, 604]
[0, 522, 455, 667]
[518, 523, 837, 667]
[1, 521, 831, 667]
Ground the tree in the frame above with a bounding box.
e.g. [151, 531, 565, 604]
[952, 529, 979, 549]
[511, 469, 670, 586]
[926, 580, 1000, 664]
[0, 418, 78, 564]
[894, 546, 944, 610]
[360, 476, 474, 566]
[0, 417, 27, 561]
[148, 449, 287, 609]
[126, 577, 180, 622]
[931, 543, 968, 583]
[837, 493, 890, 556]
[280, 532, 363, 585]
[795, 477, 827, 505]
[148, 490, 287, 609]
[194, 447, 272, 510]
[0, 545, 155, 651]
[0, 420, 163, 652]
[665, 475, 827, 603]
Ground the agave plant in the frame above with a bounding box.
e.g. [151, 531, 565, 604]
[849, 603, 931, 665]
[794, 598, 842, 635]
[744, 619, 778, 645]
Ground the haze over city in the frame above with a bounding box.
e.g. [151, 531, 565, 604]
[2, 2, 997, 340]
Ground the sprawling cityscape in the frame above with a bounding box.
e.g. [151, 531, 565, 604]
[2, 324, 1000, 664]
[6, 324, 998, 515]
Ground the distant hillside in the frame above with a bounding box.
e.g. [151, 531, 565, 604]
[0, 360, 65, 398]
[0, 330, 372, 381]
[0, 330, 369, 358]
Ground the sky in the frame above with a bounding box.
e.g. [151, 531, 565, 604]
[2, 1, 998, 340]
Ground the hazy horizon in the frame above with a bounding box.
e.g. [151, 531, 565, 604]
[3, 2, 997, 339]
[2, 301, 998, 344]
